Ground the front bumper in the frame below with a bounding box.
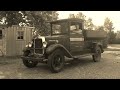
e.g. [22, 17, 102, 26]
[21, 54, 45, 62]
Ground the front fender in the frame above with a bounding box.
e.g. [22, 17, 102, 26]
[23, 47, 30, 52]
[45, 44, 73, 58]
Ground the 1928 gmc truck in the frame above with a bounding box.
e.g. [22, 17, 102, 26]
[21, 19, 107, 73]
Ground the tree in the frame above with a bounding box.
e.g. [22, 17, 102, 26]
[96, 26, 104, 31]
[0, 11, 59, 35]
[69, 12, 87, 28]
[75, 13, 94, 30]
[52, 11, 59, 21]
[68, 14, 76, 18]
[23, 11, 58, 35]
[0, 11, 25, 26]
[85, 18, 94, 30]
[75, 12, 87, 29]
[109, 31, 117, 43]
[68, 12, 95, 30]
[104, 17, 114, 43]
[75, 12, 86, 20]
[104, 17, 114, 33]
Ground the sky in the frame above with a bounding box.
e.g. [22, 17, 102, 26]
[58, 11, 120, 32]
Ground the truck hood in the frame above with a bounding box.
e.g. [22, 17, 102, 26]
[45, 35, 60, 42]
[38, 35, 64, 45]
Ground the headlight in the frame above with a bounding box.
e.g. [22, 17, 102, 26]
[43, 41, 47, 47]
[25, 45, 28, 47]
[26, 41, 33, 47]
[28, 43, 32, 47]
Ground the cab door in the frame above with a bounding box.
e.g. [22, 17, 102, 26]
[69, 22, 84, 55]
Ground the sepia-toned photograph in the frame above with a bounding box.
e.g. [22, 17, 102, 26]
[0, 11, 119, 79]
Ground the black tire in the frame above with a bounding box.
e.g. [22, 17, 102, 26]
[47, 49, 65, 73]
[23, 59, 38, 68]
[22, 51, 38, 68]
[92, 46, 101, 62]
[23, 50, 30, 56]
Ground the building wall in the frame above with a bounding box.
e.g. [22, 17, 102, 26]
[6, 26, 16, 56]
[15, 26, 33, 55]
[0, 25, 34, 56]
[0, 26, 6, 56]
[6, 25, 34, 56]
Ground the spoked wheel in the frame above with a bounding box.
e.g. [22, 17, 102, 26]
[23, 59, 38, 68]
[92, 46, 101, 62]
[48, 49, 65, 73]
[22, 51, 38, 68]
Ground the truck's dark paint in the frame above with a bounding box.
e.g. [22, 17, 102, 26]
[21, 18, 107, 73]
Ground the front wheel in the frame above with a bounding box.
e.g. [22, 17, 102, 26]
[22, 51, 38, 68]
[47, 49, 65, 73]
[23, 59, 38, 68]
[92, 46, 101, 62]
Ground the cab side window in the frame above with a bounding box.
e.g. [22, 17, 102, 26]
[70, 22, 82, 34]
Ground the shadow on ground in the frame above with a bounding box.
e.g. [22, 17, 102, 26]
[19, 56, 95, 74]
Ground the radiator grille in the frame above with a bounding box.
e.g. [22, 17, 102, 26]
[32, 38, 43, 54]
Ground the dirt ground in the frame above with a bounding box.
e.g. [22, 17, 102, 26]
[0, 44, 120, 79]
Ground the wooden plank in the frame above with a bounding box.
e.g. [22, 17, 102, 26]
[0, 40, 2, 45]
[3, 28, 6, 55]
[6, 26, 16, 56]
[16, 26, 24, 55]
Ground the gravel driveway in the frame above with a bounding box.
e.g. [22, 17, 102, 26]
[0, 44, 120, 79]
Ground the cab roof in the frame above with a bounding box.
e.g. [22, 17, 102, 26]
[48, 18, 84, 24]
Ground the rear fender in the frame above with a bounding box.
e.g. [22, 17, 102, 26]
[92, 42, 104, 53]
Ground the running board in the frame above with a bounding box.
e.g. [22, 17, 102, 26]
[65, 53, 94, 62]
[73, 53, 94, 59]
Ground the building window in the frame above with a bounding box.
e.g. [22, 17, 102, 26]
[17, 31, 24, 40]
[0, 30, 2, 39]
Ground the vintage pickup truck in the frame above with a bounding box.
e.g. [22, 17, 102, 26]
[21, 18, 107, 73]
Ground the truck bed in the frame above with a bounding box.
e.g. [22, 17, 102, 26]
[84, 30, 107, 40]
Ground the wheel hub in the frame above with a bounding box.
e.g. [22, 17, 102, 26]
[53, 56, 62, 68]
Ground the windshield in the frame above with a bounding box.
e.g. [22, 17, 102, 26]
[51, 22, 68, 35]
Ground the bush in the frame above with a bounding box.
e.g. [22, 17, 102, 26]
[112, 38, 120, 44]
[102, 38, 108, 48]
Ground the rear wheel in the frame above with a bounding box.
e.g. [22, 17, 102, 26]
[48, 49, 65, 73]
[92, 46, 101, 62]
